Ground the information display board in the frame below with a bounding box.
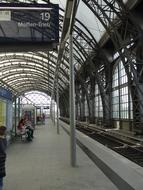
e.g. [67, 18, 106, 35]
[0, 3, 59, 51]
[0, 86, 12, 100]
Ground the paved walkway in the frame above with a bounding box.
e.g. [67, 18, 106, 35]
[4, 119, 118, 190]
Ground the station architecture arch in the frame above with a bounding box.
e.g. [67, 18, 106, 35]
[0, 0, 143, 132]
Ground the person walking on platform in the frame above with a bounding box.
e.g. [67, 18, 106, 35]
[0, 126, 7, 190]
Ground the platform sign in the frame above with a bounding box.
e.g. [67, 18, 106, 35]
[0, 86, 12, 100]
[0, 3, 59, 51]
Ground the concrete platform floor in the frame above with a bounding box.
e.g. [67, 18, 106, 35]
[4, 119, 118, 190]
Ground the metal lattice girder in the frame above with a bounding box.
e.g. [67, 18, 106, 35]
[0, 3, 98, 98]
[81, 0, 143, 128]
[0, 0, 142, 130]
[0, 53, 69, 83]
[0, 53, 68, 92]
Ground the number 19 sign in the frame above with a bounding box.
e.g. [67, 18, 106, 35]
[40, 12, 51, 21]
[0, 3, 59, 50]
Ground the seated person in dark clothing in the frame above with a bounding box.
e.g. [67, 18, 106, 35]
[0, 126, 7, 190]
[24, 119, 34, 139]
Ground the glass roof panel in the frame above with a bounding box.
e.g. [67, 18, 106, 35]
[37, 0, 66, 7]
[76, 1, 105, 42]
[0, 0, 131, 96]
[21, 90, 51, 106]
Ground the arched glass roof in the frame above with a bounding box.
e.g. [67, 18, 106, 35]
[0, 0, 131, 99]
[21, 90, 51, 106]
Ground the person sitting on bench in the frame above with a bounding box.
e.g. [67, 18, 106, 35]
[24, 119, 34, 139]
[17, 119, 25, 135]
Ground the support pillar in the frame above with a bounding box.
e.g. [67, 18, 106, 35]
[56, 82, 60, 134]
[14, 98, 17, 136]
[18, 97, 21, 123]
[69, 34, 76, 167]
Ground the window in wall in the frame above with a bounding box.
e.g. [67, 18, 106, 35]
[119, 61, 128, 85]
[85, 98, 89, 117]
[77, 104, 80, 118]
[112, 89, 119, 118]
[112, 61, 133, 119]
[95, 84, 103, 117]
[112, 65, 118, 88]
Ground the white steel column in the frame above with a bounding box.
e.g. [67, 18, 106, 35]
[69, 34, 76, 167]
[53, 95, 56, 126]
[50, 100, 52, 120]
[56, 81, 60, 134]
[14, 97, 17, 136]
[53, 98, 55, 124]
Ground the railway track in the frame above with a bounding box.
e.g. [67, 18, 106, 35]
[60, 117, 143, 167]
